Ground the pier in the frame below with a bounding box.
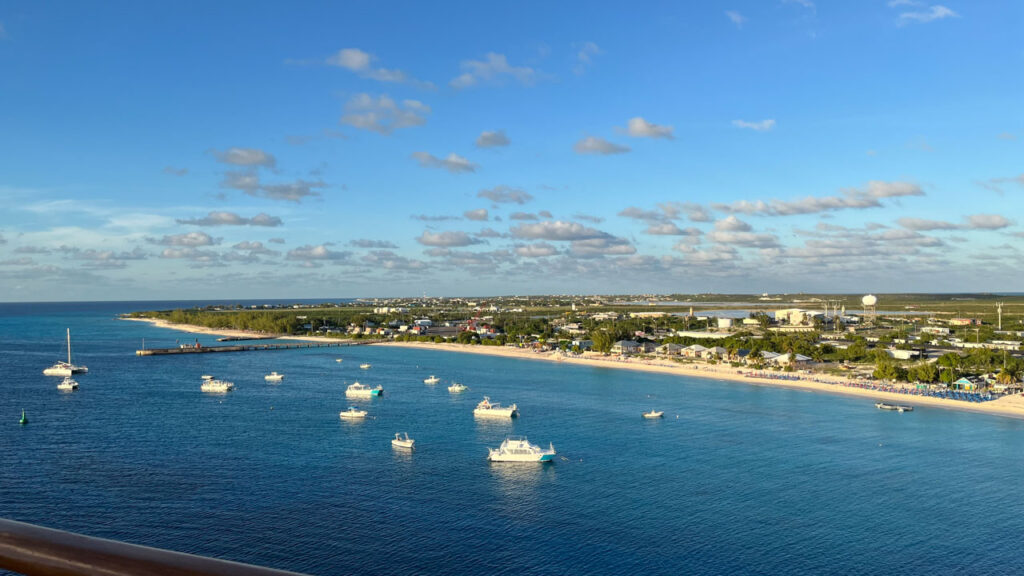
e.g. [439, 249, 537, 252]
[136, 339, 386, 356]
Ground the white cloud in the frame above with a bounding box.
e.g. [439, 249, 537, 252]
[159, 247, 220, 264]
[574, 41, 601, 75]
[725, 10, 747, 28]
[965, 214, 1012, 230]
[231, 241, 279, 256]
[659, 202, 713, 222]
[211, 147, 276, 168]
[327, 48, 371, 71]
[622, 117, 674, 140]
[348, 239, 398, 249]
[163, 166, 188, 176]
[411, 151, 477, 174]
[897, 217, 957, 231]
[450, 53, 536, 89]
[898, 5, 958, 24]
[783, 0, 815, 9]
[150, 232, 220, 247]
[340, 93, 430, 134]
[714, 215, 753, 232]
[573, 136, 630, 155]
[732, 119, 776, 131]
[255, 179, 326, 203]
[570, 237, 636, 258]
[0, 22, 7, 39]
[476, 130, 510, 148]
[515, 242, 559, 257]
[464, 209, 489, 221]
[416, 230, 485, 247]
[326, 48, 434, 89]
[477, 186, 533, 204]
[712, 180, 924, 216]
[510, 221, 611, 241]
[176, 211, 283, 227]
[287, 244, 351, 261]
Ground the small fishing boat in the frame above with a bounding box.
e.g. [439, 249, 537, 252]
[57, 376, 79, 391]
[264, 372, 284, 382]
[201, 376, 234, 393]
[339, 407, 367, 420]
[391, 432, 415, 450]
[335, 358, 343, 363]
[473, 396, 518, 418]
[448, 382, 467, 393]
[346, 382, 384, 398]
[360, 363, 372, 369]
[20, 410, 28, 425]
[876, 402, 913, 412]
[642, 410, 664, 419]
[424, 375, 440, 385]
[487, 436, 555, 463]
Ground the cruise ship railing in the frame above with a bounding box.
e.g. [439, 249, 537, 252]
[0, 518, 308, 576]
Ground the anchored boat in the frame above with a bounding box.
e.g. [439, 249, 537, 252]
[487, 436, 555, 463]
[43, 328, 88, 376]
[391, 432, 415, 450]
[473, 396, 518, 418]
[339, 407, 368, 420]
[346, 382, 384, 398]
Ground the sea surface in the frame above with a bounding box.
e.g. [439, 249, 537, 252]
[2, 301, 1024, 575]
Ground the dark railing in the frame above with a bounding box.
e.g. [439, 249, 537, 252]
[0, 518, 309, 576]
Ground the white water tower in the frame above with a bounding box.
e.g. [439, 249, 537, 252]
[862, 294, 877, 324]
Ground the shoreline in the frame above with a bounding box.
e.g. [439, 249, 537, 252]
[122, 316, 1024, 420]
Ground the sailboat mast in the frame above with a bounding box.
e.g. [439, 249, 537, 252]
[67, 328, 72, 364]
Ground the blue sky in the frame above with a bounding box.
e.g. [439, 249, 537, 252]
[1, 1, 1021, 301]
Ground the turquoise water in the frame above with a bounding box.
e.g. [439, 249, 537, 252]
[2, 302, 1024, 575]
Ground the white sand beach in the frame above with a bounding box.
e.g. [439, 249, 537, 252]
[123, 317, 1024, 419]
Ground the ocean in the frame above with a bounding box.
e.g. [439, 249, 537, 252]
[2, 301, 1024, 575]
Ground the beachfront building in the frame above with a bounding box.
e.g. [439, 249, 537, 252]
[611, 340, 641, 355]
[683, 344, 708, 358]
[656, 343, 685, 356]
[700, 346, 729, 360]
[773, 353, 812, 366]
[952, 376, 984, 391]
[716, 318, 734, 329]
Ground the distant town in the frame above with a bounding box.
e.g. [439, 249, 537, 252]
[131, 293, 1024, 393]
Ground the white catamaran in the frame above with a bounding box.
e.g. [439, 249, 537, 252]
[43, 328, 88, 376]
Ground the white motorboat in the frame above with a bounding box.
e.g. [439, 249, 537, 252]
[360, 363, 372, 369]
[487, 436, 555, 463]
[339, 407, 367, 419]
[335, 358, 343, 363]
[448, 382, 467, 393]
[264, 372, 284, 382]
[473, 396, 518, 418]
[43, 328, 88, 376]
[642, 410, 664, 419]
[424, 375, 440, 385]
[391, 432, 415, 449]
[201, 377, 234, 393]
[345, 382, 384, 398]
[57, 376, 79, 391]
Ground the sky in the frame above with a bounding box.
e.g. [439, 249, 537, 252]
[1, 1, 1022, 301]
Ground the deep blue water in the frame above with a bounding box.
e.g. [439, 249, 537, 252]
[3, 301, 1024, 575]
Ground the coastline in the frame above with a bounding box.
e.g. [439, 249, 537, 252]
[122, 316, 1024, 419]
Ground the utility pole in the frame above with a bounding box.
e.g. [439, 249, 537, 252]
[997, 302, 1004, 331]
